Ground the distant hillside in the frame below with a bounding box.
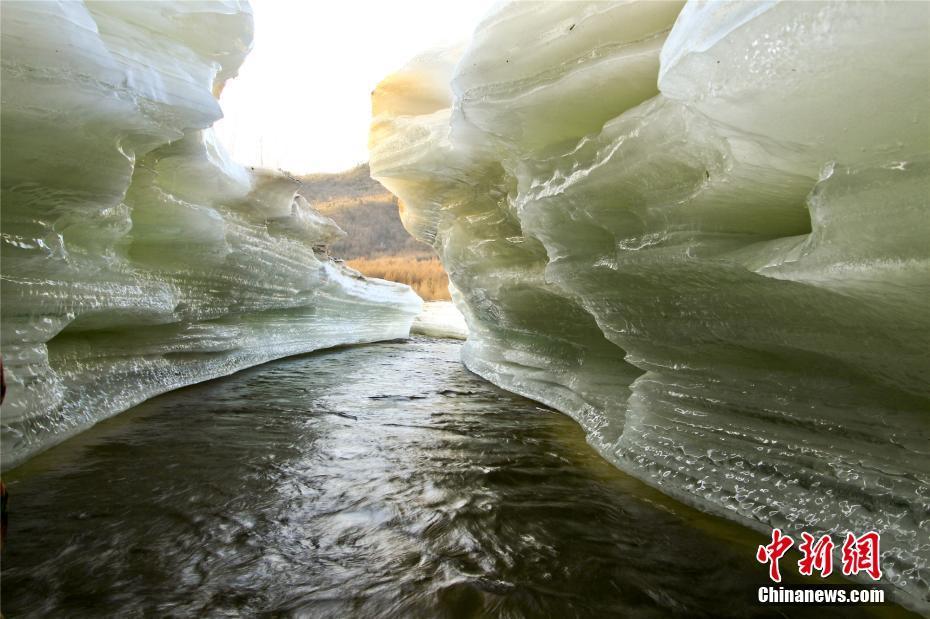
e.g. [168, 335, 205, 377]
[296, 164, 448, 300]
[297, 164, 433, 260]
[298, 163, 385, 204]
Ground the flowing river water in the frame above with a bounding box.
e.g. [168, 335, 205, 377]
[0, 337, 911, 617]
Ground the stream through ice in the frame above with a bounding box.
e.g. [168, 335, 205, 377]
[0, 338, 908, 617]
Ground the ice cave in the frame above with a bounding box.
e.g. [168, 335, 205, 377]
[0, 0, 927, 616]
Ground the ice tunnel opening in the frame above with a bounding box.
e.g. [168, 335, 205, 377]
[2, 0, 930, 614]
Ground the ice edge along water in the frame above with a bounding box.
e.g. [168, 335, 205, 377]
[369, 0, 930, 612]
[0, 1, 421, 470]
[411, 301, 468, 340]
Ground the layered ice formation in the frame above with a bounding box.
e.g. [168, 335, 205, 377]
[0, 1, 421, 469]
[370, 0, 930, 610]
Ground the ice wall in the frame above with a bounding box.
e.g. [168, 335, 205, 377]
[369, 1, 930, 610]
[0, 1, 421, 469]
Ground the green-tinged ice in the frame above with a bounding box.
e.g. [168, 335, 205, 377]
[0, 1, 421, 469]
[369, 1, 930, 611]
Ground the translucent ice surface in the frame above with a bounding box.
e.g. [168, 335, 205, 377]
[0, 1, 420, 469]
[370, 1, 930, 610]
[411, 301, 468, 340]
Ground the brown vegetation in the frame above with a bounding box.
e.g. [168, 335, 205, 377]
[347, 256, 451, 301]
[299, 163, 452, 299]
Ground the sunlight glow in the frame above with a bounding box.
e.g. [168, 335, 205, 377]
[214, 0, 495, 174]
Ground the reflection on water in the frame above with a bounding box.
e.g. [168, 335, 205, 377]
[0, 338, 908, 617]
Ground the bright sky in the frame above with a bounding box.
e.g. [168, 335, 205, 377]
[214, 0, 496, 174]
